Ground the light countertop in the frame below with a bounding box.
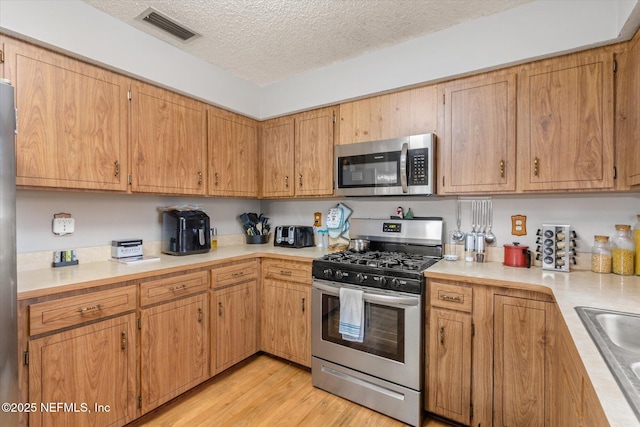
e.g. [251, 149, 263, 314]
[425, 260, 640, 427]
[17, 244, 328, 299]
[18, 247, 640, 426]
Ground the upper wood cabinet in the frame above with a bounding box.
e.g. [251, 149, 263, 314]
[517, 50, 615, 191]
[260, 106, 335, 198]
[2, 36, 129, 191]
[130, 81, 207, 195]
[618, 30, 640, 188]
[338, 85, 438, 144]
[438, 72, 517, 194]
[208, 108, 259, 197]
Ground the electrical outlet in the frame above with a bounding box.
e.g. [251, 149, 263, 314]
[53, 217, 75, 235]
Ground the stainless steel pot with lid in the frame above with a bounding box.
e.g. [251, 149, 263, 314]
[348, 239, 370, 253]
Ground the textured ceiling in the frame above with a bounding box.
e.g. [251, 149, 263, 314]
[81, 0, 534, 86]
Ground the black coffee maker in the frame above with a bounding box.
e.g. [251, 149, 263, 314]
[162, 210, 211, 255]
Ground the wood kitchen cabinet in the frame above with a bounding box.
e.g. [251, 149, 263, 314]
[1, 36, 129, 192]
[208, 107, 259, 197]
[26, 286, 137, 427]
[438, 71, 517, 194]
[130, 81, 207, 195]
[493, 295, 555, 427]
[426, 281, 473, 425]
[517, 50, 615, 191]
[618, 30, 640, 188]
[260, 106, 336, 198]
[139, 271, 209, 414]
[553, 308, 609, 427]
[338, 85, 438, 144]
[210, 260, 259, 376]
[260, 259, 312, 366]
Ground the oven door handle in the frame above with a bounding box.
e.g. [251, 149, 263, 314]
[312, 282, 419, 307]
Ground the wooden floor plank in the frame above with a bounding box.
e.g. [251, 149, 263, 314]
[128, 354, 453, 427]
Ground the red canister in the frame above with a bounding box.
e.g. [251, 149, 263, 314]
[503, 243, 531, 268]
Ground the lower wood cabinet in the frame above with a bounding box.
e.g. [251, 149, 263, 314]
[260, 259, 312, 367]
[427, 281, 473, 425]
[493, 295, 555, 427]
[210, 260, 259, 376]
[554, 307, 609, 427]
[139, 272, 209, 414]
[28, 314, 137, 427]
[25, 285, 138, 427]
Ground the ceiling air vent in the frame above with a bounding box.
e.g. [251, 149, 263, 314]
[136, 7, 200, 42]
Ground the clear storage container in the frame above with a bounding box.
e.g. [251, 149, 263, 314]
[591, 235, 611, 273]
[612, 224, 635, 275]
[634, 215, 640, 275]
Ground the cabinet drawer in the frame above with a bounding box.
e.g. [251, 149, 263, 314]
[140, 271, 208, 307]
[262, 259, 311, 285]
[29, 286, 136, 336]
[211, 260, 258, 289]
[430, 281, 473, 312]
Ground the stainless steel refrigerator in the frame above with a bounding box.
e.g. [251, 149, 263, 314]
[0, 79, 18, 425]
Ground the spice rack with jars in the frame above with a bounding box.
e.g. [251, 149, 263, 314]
[536, 224, 577, 272]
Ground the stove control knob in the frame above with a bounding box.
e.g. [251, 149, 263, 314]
[356, 273, 365, 284]
[391, 278, 401, 288]
[334, 270, 345, 280]
[379, 276, 388, 287]
[323, 269, 333, 279]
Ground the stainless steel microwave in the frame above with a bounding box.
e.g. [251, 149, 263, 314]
[335, 134, 436, 196]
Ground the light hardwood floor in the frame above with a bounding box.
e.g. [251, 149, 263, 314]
[128, 354, 453, 427]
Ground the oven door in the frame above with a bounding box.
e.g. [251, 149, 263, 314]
[311, 279, 423, 390]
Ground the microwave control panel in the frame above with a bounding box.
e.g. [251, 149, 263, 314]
[408, 149, 428, 185]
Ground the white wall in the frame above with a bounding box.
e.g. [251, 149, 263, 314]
[16, 190, 260, 253]
[261, 193, 640, 254]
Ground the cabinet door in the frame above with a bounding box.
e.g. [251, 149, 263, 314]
[28, 314, 136, 427]
[439, 72, 517, 194]
[212, 280, 258, 375]
[338, 85, 438, 144]
[2, 36, 128, 191]
[494, 296, 555, 427]
[260, 116, 295, 197]
[518, 51, 615, 191]
[295, 106, 335, 196]
[208, 108, 258, 197]
[427, 308, 472, 425]
[619, 32, 640, 187]
[261, 279, 311, 367]
[140, 293, 208, 413]
[131, 81, 207, 195]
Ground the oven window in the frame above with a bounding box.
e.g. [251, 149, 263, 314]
[321, 294, 405, 362]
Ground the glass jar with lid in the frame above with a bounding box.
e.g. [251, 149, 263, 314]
[591, 235, 611, 273]
[634, 215, 640, 275]
[612, 224, 635, 275]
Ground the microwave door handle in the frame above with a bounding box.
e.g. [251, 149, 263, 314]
[400, 142, 408, 193]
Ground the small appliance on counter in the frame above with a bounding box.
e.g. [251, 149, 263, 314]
[274, 226, 314, 248]
[162, 210, 211, 255]
[111, 239, 143, 259]
[536, 224, 577, 272]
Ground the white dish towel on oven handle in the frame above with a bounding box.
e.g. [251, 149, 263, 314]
[338, 287, 364, 342]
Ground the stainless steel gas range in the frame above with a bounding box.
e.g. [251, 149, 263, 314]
[311, 217, 444, 427]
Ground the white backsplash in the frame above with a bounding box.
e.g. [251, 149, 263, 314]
[16, 190, 640, 268]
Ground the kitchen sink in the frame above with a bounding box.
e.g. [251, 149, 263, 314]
[576, 306, 640, 421]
